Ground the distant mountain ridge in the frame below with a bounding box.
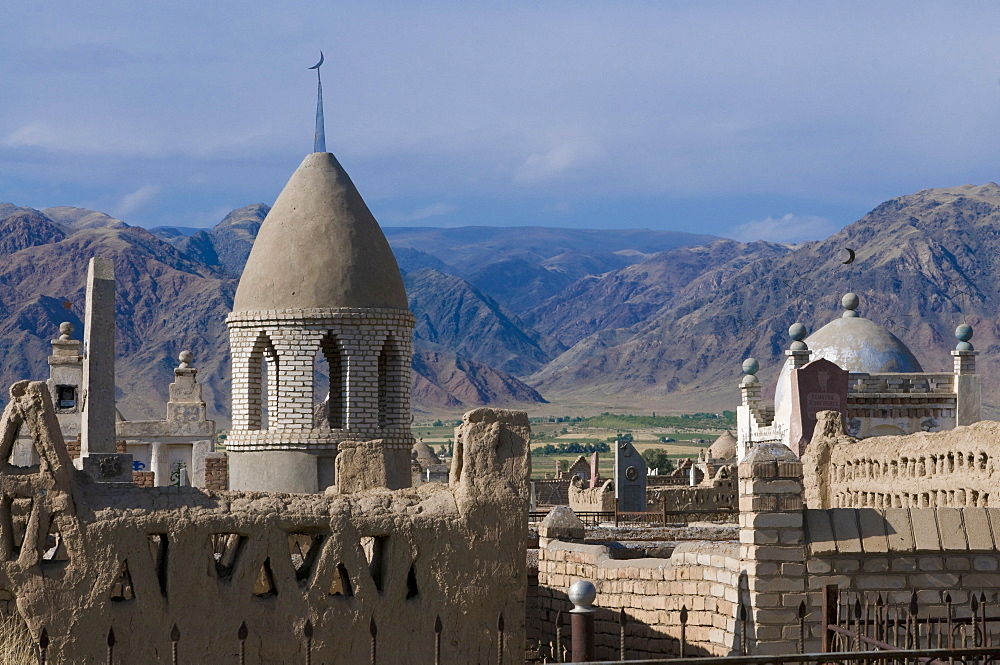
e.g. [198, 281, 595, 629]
[1, 182, 996, 421]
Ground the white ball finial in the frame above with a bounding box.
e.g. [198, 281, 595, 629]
[842, 293, 860, 318]
[568, 580, 597, 614]
[58, 322, 74, 340]
[178, 350, 194, 368]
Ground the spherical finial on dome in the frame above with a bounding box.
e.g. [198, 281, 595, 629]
[788, 322, 808, 351]
[178, 350, 194, 368]
[58, 322, 74, 341]
[842, 293, 860, 318]
[568, 580, 597, 613]
[955, 324, 974, 351]
[742, 358, 759, 376]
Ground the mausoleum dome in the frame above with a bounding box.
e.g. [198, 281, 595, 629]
[233, 152, 408, 312]
[772, 294, 922, 426]
[804, 314, 922, 374]
[708, 431, 737, 460]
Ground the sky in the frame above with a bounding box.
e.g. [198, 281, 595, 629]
[3, 2, 1000, 243]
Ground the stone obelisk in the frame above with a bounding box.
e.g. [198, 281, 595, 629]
[78, 257, 132, 482]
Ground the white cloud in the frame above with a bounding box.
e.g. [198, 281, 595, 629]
[728, 214, 840, 244]
[514, 140, 600, 184]
[382, 202, 456, 224]
[4, 123, 59, 149]
[112, 185, 161, 218]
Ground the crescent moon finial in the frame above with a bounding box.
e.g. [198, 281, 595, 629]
[309, 51, 324, 70]
[842, 248, 856, 265]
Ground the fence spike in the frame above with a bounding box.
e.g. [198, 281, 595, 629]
[618, 608, 626, 661]
[679, 604, 687, 658]
[106, 626, 115, 665]
[170, 622, 180, 665]
[238, 620, 248, 665]
[39, 627, 49, 665]
[434, 615, 443, 665]
[909, 589, 919, 617]
[304, 619, 313, 640]
[496, 611, 505, 665]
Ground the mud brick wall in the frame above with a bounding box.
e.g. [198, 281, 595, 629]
[534, 540, 742, 659]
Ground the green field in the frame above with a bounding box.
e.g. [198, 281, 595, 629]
[412, 415, 725, 480]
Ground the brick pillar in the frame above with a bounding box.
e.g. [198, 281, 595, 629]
[952, 346, 980, 426]
[786, 349, 810, 371]
[739, 442, 805, 655]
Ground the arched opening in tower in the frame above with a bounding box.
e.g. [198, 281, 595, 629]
[247, 333, 278, 430]
[313, 334, 345, 429]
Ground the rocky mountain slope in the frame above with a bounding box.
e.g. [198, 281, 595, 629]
[2, 181, 996, 421]
[530, 184, 1000, 412]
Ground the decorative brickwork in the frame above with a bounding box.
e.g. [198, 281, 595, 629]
[226, 307, 416, 492]
[804, 410, 1000, 509]
[227, 308, 415, 449]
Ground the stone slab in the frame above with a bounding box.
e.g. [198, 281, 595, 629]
[883, 508, 914, 552]
[829, 509, 862, 553]
[788, 358, 848, 457]
[937, 507, 967, 551]
[803, 509, 836, 554]
[911, 509, 941, 551]
[615, 439, 647, 512]
[986, 508, 1000, 548]
[81, 257, 117, 456]
[857, 509, 888, 553]
[962, 508, 993, 551]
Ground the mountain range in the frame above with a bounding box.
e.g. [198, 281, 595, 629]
[0, 182, 996, 422]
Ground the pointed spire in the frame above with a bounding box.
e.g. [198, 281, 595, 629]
[309, 51, 327, 153]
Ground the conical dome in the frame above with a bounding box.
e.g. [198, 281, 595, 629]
[233, 152, 408, 311]
[708, 431, 737, 460]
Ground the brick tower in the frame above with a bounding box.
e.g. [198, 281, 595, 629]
[226, 152, 415, 492]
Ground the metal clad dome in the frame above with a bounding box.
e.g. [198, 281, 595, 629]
[233, 152, 408, 311]
[804, 316, 922, 373]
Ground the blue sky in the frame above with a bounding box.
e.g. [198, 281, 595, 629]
[3, 2, 1000, 243]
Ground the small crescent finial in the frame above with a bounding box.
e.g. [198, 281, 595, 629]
[309, 51, 324, 70]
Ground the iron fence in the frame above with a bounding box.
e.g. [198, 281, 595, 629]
[537, 583, 1000, 664]
[32, 612, 506, 665]
[562, 649, 1000, 664]
[530, 511, 615, 526]
[823, 584, 1000, 653]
